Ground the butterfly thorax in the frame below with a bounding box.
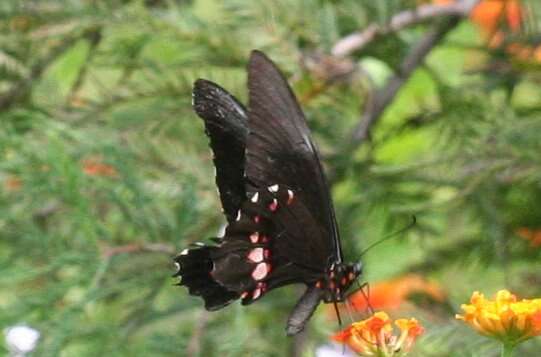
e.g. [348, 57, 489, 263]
[316, 262, 362, 303]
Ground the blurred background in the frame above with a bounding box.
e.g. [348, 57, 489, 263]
[1, 0, 541, 356]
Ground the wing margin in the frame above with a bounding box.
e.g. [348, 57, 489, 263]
[192, 79, 248, 223]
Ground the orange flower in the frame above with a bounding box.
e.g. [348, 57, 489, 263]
[435, 1, 541, 65]
[332, 312, 424, 356]
[516, 228, 541, 247]
[456, 290, 541, 347]
[470, 0, 522, 37]
[82, 157, 118, 178]
[348, 274, 445, 312]
[431, 0, 522, 34]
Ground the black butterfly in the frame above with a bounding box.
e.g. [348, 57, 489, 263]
[174, 50, 362, 335]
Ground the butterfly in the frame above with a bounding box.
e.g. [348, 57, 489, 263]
[174, 50, 362, 335]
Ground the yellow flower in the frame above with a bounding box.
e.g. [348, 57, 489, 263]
[456, 290, 541, 347]
[331, 311, 424, 356]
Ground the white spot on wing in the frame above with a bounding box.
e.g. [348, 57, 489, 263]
[236, 210, 241, 221]
[268, 184, 279, 193]
[251, 192, 259, 203]
[174, 262, 180, 271]
[180, 249, 189, 255]
[287, 189, 294, 204]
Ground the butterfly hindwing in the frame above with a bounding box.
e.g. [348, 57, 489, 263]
[210, 185, 325, 304]
[173, 246, 238, 311]
[193, 79, 248, 223]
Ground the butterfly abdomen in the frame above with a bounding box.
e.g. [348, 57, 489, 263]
[174, 245, 238, 311]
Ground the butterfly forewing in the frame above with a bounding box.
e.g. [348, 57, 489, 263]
[192, 79, 248, 223]
[245, 51, 342, 265]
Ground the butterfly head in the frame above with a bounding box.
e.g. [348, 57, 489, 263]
[317, 261, 362, 303]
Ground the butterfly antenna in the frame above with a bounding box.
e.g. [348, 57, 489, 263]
[359, 215, 416, 257]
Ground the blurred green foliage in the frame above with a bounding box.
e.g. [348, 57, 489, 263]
[1, 0, 541, 356]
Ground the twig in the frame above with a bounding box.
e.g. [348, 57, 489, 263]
[351, 16, 465, 143]
[33, 200, 62, 230]
[66, 27, 102, 108]
[332, 0, 480, 57]
[101, 242, 175, 258]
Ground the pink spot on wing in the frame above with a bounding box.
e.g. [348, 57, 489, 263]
[268, 198, 278, 212]
[264, 249, 271, 259]
[247, 248, 264, 263]
[249, 232, 259, 243]
[254, 215, 260, 223]
[241, 291, 249, 299]
[251, 263, 269, 281]
[252, 288, 262, 300]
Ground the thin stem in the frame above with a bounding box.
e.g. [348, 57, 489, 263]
[501, 343, 515, 357]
